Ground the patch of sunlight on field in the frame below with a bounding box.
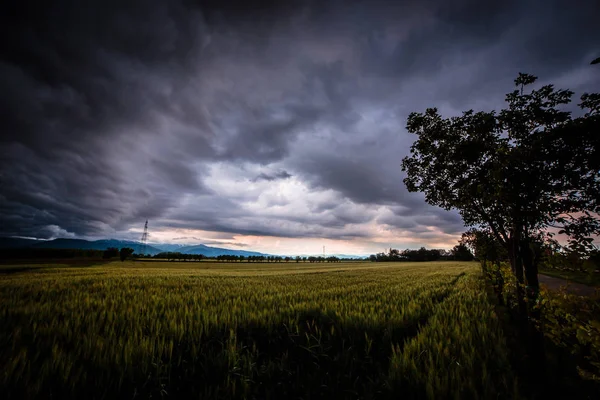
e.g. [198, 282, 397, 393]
[0, 260, 517, 399]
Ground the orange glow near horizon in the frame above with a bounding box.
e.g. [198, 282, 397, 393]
[127, 226, 461, 256]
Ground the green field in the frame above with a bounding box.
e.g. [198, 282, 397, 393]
[0, 261, 517, 399]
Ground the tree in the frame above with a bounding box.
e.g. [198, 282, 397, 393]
[451, 243, 474, 261]
[460, 228, 508, 268]
[119, 247, 134, 262]
[402, 73, 600, 305]
[103, 247, 119, 259]
[388, 248, 402, 261]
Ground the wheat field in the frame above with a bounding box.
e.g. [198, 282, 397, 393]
[0, 261, 517, 399]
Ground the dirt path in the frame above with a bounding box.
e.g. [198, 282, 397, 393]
[539, 274, 599, 297]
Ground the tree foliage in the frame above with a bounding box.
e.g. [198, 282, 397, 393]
[451, 243, 474, 261]
[460, 228, 507, 265]
[103, 247, 119, 259]
[369, 247, 453, 262]
[119, 247, 134, 262]
[153, 252, 205, 261]
[401, 73, 600, 295]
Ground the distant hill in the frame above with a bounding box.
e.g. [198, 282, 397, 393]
[91, 240, 164, 255]
[165, 244, 267, 258]
[0, 237, 366, 259]
[152, 243, 190, 252]
[31, 238, 164, 255]
[0, 237, 267, 257]
[0, 237, 163, 255]
[0, 237, 41, 248]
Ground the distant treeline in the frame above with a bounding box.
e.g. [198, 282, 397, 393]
[0, 246, 475, 263]
[0, 247, 363, 263]
[369, 245, 474, 262]
[151, 252, 355, 263]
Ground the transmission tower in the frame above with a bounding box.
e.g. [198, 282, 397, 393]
[140, 220, 149, 256]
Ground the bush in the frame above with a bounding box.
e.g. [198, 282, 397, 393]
[533, 288, 600, 383]
[103, 248, 119, 259]
[483, 260, 600, 393]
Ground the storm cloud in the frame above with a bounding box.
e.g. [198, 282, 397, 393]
[1, 0, 599, 253]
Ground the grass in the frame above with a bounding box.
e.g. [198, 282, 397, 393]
[0, 261, 518, 399]
[538, 267, 600, 287]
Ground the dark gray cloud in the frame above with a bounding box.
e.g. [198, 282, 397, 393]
[252, 170, 293, 182]
[1, 0, 599, 249]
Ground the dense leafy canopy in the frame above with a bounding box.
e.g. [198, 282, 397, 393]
[402, 74, 600, 289]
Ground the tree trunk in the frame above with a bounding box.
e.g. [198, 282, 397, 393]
[508, 228, 528, 318]
[521, 239, 540, 299]
[521, 238, 547, 380]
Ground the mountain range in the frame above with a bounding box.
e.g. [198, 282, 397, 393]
[0, 237, 269, 257]
[0, 237, 367, 258]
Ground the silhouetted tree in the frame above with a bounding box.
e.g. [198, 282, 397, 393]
[103, 247, 119, 259]
[119, 247, 134, 261]
[451, 243, 474, 261]
[402, 73, 600, 303]
[460, 228, 507, 268]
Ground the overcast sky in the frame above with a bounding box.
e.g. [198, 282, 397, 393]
[1, 0, 599, 255]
